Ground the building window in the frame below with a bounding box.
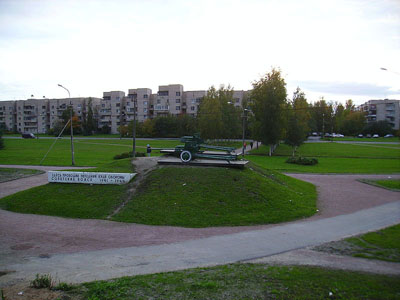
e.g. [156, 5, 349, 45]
[102, 104, 105, 108]
[126, 102, 130, 106]
[191, 106, 195, 111]
[176, 106, 180, 110]
[144, 94, 148, 99]
[51, 106, 54, 109]
[116, 103, 120, 107]
[158, 91, 168, 96]
[176, 99, 180, 103]
[144, 108, 148, 113]
[176, 92, 181, 96]
[157, 99, 161, 104]
[143, 101, 148, 106]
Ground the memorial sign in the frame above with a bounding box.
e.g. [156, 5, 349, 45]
[48, 171, 136, 185]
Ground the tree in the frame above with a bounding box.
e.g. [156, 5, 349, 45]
[198, 86, 223, 139]
[285, 88, 310, 156]
[250, 68, 288, 156]
[0, 127, 4, 149]
[339, 111, 366, 136]
[82, 98, 96, 135]
[363, 120, 393, 136]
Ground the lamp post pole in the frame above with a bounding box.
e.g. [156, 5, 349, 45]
[242, 108, 249, 158]
[58, 84, 75, 165]
[132, 96, 136, 158]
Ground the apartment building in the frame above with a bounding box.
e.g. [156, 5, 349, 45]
[0, 101, 17, 132]
[126, 88, 152, 122]
[1, 97, 101, 134]
[99, 91, 125, 133]
[1, 83, 248, 134]
[359, 99, 400, 130]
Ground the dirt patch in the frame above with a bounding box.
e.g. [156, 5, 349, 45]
[1, 284, 65, 300]
[106, 156, 159, 218]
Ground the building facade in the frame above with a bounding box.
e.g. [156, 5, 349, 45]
[0, 83, 248, 134]
[358, 99, 400, 130]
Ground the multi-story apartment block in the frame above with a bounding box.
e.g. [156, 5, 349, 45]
[126, 88, 152, 122]
[99, 91, 125, 133]
[151, 84, 184, 118]
[183, 91, 207, 116]
[0, 101, 17, 132]
[0, 83, 249, 134]
[359, 99, 400, 130]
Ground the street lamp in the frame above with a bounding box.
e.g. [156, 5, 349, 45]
[242, 108, 250, 157]
[130, 95, 137, 158]
[380, 67, 400, 76]
[57, 84, 75, 166]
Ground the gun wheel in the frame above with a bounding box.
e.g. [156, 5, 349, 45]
[180, 150, 192, 163]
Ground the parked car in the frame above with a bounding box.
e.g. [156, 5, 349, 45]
[357, 134, 363, 138]
[372, 134, 379, 138]
[384, 134, 394, 138]
[312, 132, 318, 136]
[336, 134, 344, 138]
[22, 133, 36, 139]
[366, 134, 372, 138]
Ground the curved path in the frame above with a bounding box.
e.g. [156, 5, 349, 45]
[0, 166, 399, 285]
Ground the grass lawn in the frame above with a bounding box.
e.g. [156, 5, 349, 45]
[0, 168, 44, 183]
[0, 159, 134, 219]
[0, 138, 180, 167]
[373, 179, 400, 191]
[247, 155, 400, 174]
[248, 143, 400, 174]
[252, 143, 400, 159]
[315, 224, 400, 263]
[112, 165, 316, 227]
[64, 264, 400, 300]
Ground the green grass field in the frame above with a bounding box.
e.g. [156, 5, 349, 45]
[251, 143, 400, 159]
[0, 159, 134, 219]
[0, 138, 180, 166]
[64, 264, 400, 300]
[315, 224, 400, 263]
[373, 179, 400, 191]
[247, 155, 400, 174]
[112, 165, 316, 227]
[0, 168, 44, 183]
[248, 143, 400, 173]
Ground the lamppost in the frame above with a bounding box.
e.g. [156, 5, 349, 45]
[380, 67, 400, 76]
[57, 84, 75, 166]
[242, 108, 250, 157]
[131, 95, 137, 158]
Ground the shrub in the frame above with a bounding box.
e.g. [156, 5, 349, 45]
[54, 282, 74, 291]
[114, 151, 145, 159]
[286, 156, 318, 165]
[30, 274, 54, 289]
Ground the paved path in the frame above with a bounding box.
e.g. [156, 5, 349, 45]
[0, 168, 399, 286]
[0, 165, 93, 199]
[1, 201, 399, 285]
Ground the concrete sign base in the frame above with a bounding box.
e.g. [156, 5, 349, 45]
[48, 171, 136, 185]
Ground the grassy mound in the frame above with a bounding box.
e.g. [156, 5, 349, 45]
[112, 165, 316, 227]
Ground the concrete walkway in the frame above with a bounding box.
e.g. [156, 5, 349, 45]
[0, 165, 93, 199]
[1, 163, 399, 286]
[1, 201, 399, 285]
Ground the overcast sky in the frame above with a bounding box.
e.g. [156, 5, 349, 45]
[0, 0, 399, 105]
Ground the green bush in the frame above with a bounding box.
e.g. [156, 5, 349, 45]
[286, 156, 318, 165]
[30, 274, 54, 289]
[114, 151, 145, 159]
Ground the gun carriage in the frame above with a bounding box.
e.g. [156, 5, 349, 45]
[167, 134, 238, 163]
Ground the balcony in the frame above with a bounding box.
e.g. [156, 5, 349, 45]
[154, 105, 169, 111]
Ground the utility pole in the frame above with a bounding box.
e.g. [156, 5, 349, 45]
[132, 96, 136, 158]
[58, 84, 74, 165]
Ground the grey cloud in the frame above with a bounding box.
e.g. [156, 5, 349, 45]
[294, 81, 400, 97]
